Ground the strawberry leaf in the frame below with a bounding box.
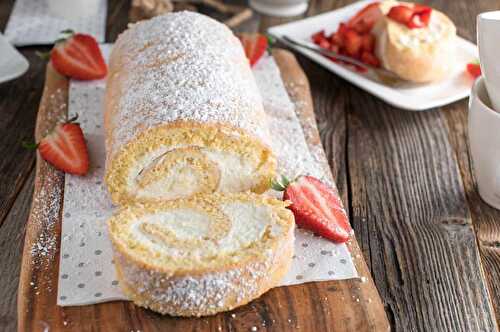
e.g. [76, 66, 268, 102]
[22, 141, 39, 150]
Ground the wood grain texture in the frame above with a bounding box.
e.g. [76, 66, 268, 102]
[3, 0, 500, 331]
[16, 49, 388, 331]
[347, 96, 497, 331]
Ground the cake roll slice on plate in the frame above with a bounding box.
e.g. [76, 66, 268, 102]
[108, 192, 295, 317]
[105, 12, 276, 205]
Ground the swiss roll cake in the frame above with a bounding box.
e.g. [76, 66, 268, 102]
[104, 12, 276, 205]
[107, 193, 295, 316]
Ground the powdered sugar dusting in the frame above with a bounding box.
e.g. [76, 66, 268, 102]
[107, 12, 269, 158]
[253, 56, 332, 186]
[57, 44, 357, 307]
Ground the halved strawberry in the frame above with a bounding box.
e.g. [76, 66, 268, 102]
[466, 62, 481, 78]
[51, 32, 107, 80]
[272, 175, 351, 243]
[238, 33, 268, 67]
[343, 29, 363, 57]
[347, 2, 383, 34]
[387, 5, 414, 25]
[25, 116, 89, 175]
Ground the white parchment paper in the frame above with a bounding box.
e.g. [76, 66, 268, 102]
[4, 0, 106, 46]
[57, 45, 357, 306]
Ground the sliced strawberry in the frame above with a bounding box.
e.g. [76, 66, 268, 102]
[343, 29, 363, 57]
[312, 30, 328, 44]
[51, 32, 107, 80]
[272, 175, 351, 243]
[25, 116, 89, 175]
[361, 33, 375, 53]
[318, 39, 331, 50]
[238, 33, 268, 67]
[330, 31, 343, 47]
[387, 5, 414, 25]
[361, 51, 381, 67]
[347, 2, 383, 34]
[408, 6, 432, 28]
[466, 62, 481, 78]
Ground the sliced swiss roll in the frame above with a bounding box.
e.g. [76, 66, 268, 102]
[104, 12, 276, 205]
[107, 193, 295, 316]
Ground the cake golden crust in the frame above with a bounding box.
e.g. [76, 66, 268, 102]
[104, 12, 277, 205]
[108, 193, 295, 316]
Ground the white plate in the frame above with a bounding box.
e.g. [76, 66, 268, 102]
[268, 0, 478, 111]
[0, 33, 29, 84]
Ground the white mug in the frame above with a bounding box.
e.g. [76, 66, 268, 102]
[477, 11, 500, 112]
[468, 77, 500, 210]
[249, 0, 308, 17]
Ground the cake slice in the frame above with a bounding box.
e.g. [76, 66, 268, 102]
[107, 192, 295, 316]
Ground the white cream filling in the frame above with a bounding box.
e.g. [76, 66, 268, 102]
[128, 202, 281, 259]
[128, 146, 259, 200]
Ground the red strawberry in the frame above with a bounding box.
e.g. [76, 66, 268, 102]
[330, 31, 343, 47]
[466, 62, 481, 78]
[361, 33, 375, 53]
[238, 33, 268, 67]
[51, 32, 107, 80]
[272, 175, 351, 243]
[408, 5, 432, 28]
[312, 30, 327, 44]
[347, 2, 383, 34]
[343, 29, 363, 57]
[318, 39, 331, 50]
[25, 116, 89, 175]
[361, 51, 381, 67]
[387, 5, 414, 25]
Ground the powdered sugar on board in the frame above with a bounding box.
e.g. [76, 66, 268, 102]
[57, 44, 357, 306]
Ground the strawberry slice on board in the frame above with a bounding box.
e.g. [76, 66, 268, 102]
[24, 115, 89, 175]
[50, 31, 107, 80]
[238, 33, 269, 67]
[347, 2, 383, 34]
[272, 175, 352, 243]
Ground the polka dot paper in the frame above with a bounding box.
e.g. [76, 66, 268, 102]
[4, 0, 106, 46]
[57, 44, 357, 306]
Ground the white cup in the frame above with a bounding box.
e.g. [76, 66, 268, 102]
[249, 0, 308, 17]
[48, 0, 100, 20]
[468, 77, 500, 209]
[477, 11, 500, 112]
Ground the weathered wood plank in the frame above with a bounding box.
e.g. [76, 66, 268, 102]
[437, 0, 500, 324]
[0, 170, 35, 332]
[347, 97, 497, 331]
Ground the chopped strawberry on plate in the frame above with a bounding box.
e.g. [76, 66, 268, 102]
[272, 175, 352, 243]
[347, 2, 383, 33]
[50, 31, 107, 80]
[24, 115, 89, 175]
[238, 33, 268, 67]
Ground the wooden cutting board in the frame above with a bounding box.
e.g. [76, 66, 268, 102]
[18, 49, 389, 332]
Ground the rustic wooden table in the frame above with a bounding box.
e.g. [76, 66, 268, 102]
[1, 0, 500, 331]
